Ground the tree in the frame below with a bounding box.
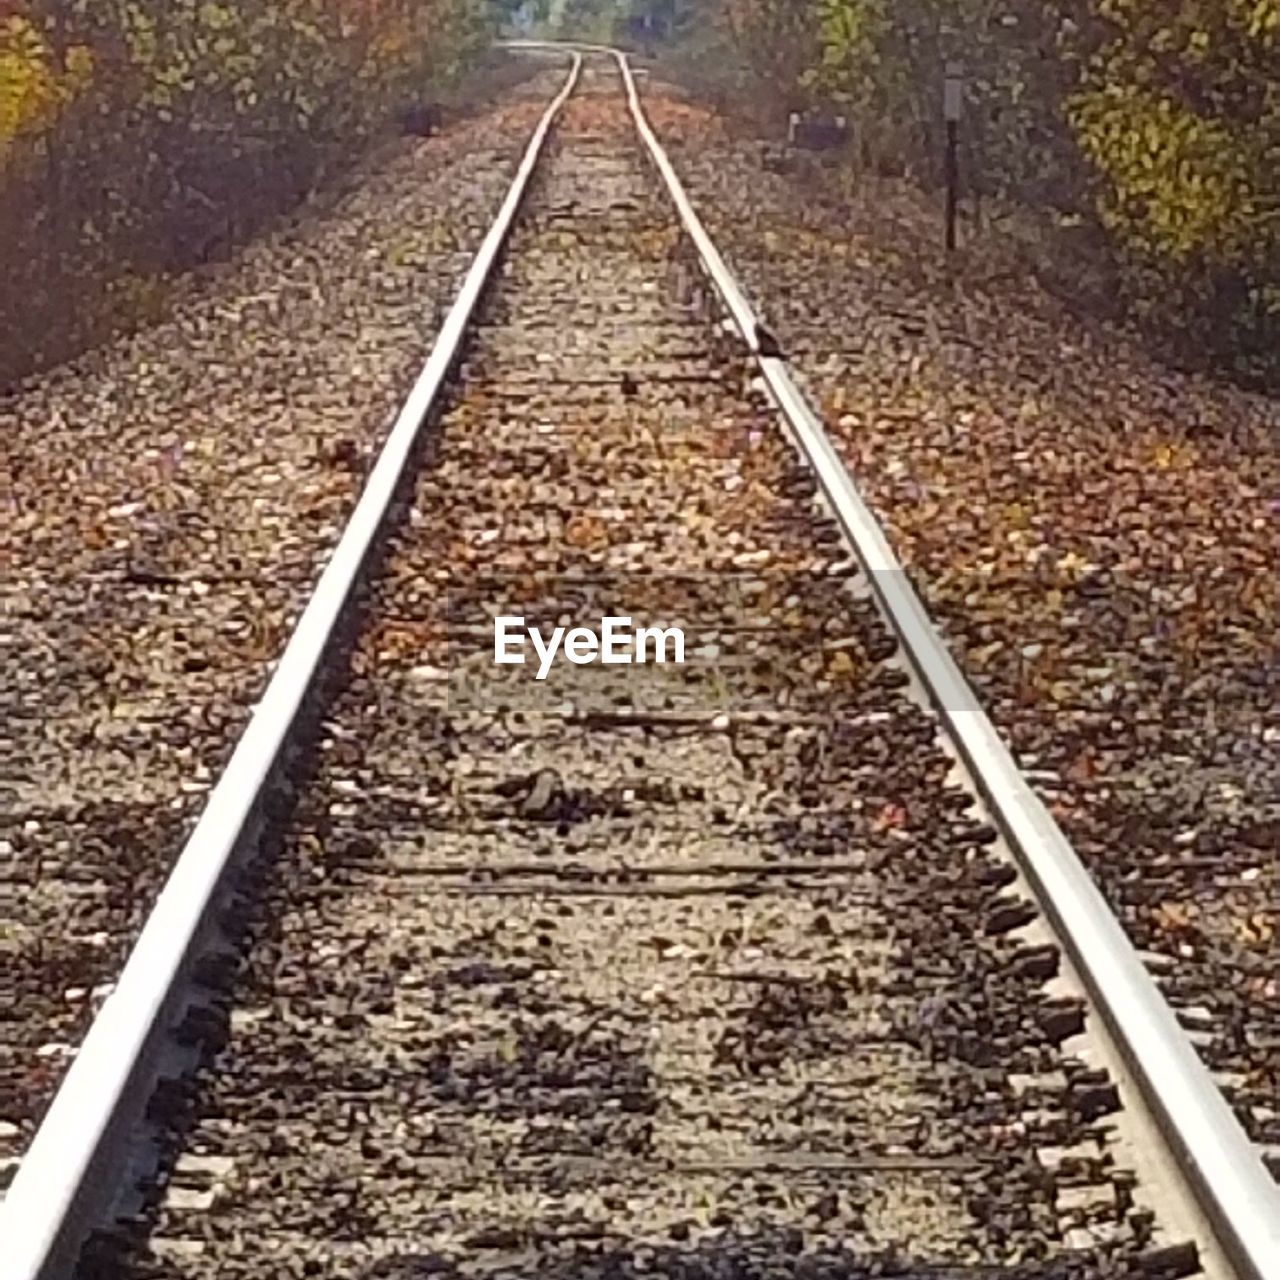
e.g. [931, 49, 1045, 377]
[717, 0, 1280, 378]
[1, 0, 501, 386]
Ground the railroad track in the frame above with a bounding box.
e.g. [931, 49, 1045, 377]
[0, 66, 561, 1189]
[2, 46, 1278, 1280]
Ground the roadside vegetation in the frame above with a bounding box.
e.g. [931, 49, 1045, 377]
[5, 1, 1278, 390]
[599, 0, 1280, 389]
[0, 0, 499, 388]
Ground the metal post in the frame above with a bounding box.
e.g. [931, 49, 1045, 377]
[943, 62, 964, 252]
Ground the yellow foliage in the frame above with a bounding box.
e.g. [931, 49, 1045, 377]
[0, 0, 492, 154]
[1229, 0, 1280, 40]
[0, 16, 94, 153]
[811, 0, 885, 103]
[1069, 84, 1258, 265]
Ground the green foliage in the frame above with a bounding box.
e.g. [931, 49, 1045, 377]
[1059, 0, 1280, 369]
[722, 0, 822, 107]
[807, 0, 884, 105]
[1070, 84, 1257, 264]
[1064, 1, 1280, 263]
[719, 0, 1280, 380]
[538, 0, 620, 40]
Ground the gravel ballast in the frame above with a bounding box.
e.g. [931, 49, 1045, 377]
[0, 67, 569, 1170]
[117, 69, 1194, 1279]
[647, 89, 1280, 1181]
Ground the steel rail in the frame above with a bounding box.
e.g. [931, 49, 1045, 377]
[0, 53, 582, 1280]
[6, 38, 1276, 1280]
[612, 47, 1280, 1280]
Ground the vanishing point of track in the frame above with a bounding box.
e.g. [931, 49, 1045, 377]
[1, 46, 1277, 1280]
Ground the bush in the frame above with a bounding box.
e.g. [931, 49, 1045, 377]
[0, 0, 497, 388]
[714, 0, 1280, 384]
